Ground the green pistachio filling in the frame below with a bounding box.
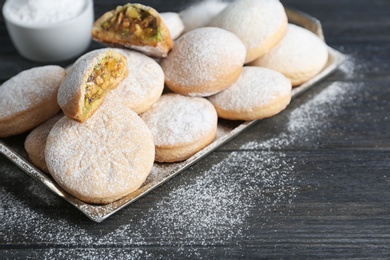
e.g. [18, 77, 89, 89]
[84, 55, 126, 113]
[100, 4, 160, 45]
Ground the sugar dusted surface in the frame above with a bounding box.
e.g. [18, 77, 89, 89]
[210, 0, 286, 56]
[208, 67, 291, 111]
[161, 27, 246, 92]
[251, 24, 329, 84]
[0, 66, 65, 119]
[140, 94, 217, 147]
[105, 49, 164, 113]
[24, 113, 64, 172]
[45, 101, 154, 202]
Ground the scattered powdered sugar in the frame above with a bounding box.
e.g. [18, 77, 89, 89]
[244, 80, 362, 150]
[288, 82, 351, 134]
[0, 144, 297, 258]
[0, 186, 91, 245]
[1, 58, 361, 258]
[338, 55, 363, 79]
[135, 151, 297, 245]
[5, 0, 86, 25]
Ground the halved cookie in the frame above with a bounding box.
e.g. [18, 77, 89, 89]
[57, 49, 127, 123]
[92, 3, 174, 58]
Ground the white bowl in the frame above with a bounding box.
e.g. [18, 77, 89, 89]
[2, 0, 94, 62]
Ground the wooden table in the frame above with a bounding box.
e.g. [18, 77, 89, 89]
[1, 0, 390, 258]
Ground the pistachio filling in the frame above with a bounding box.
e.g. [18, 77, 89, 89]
[100, 4, 160, 45]
[84, 55, 126, 111]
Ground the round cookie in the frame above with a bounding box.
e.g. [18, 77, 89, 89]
[105, 49, 164, 114]
[24, 113, 64, 174]
[208, 67, 292, 121]
[250, 24, 329, 86]
[210, 0, 287, 64]
[0, 66, 65, 138]
[161, 27, 246, 97]
[140, 94, 218, 163]
[45, 101, 155, 204]
[179, 1, 228, 32]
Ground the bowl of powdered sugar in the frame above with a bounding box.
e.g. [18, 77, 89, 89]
[2, 0, 93, 62]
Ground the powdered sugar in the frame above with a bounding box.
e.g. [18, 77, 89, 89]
[161, 27, 246, 96]
[244, 80, 362, 150]
[208, 67, 291, 116]
[210, 0, 287, 62]
[138, 151, 297, 245]
[5, 0, 86, 25]
[0, 66, 65, 119]
[250, 24, 329, 86]
[45, 101, 155, 204]
[105, 49, 164, 114]
[1, 55, 359, 258]
[140, 94, 217, 146]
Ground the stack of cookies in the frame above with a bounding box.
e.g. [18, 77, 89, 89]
[0, 0, 329, 204]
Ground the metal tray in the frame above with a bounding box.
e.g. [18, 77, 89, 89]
[0, 8, 345, 222]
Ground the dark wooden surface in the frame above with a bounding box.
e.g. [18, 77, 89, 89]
[1, 0, 390, 259]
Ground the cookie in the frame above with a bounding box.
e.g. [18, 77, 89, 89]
[0, 66, 65, 138]
[210, 0, 287, 63]
[105, 49, 164, 114]
[250, 24, 329, 86]
[45, 101, 155, 204]
[140, 94, 218, 163]
[179, 0, 228, 32]
[160, 12, 185, 40]
[24, 113, 63, 174]
[208, 67, 292, 121]
[92, 3, 173, 58]
[161, 27, 246, 97]
[57, 49, 127, 123]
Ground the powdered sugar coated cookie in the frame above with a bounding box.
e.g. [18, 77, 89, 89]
[208, 67, 292, 121]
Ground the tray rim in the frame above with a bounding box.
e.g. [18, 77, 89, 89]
[0, 7, 346, 222]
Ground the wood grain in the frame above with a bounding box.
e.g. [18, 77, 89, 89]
[1, 0, 390, 258]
